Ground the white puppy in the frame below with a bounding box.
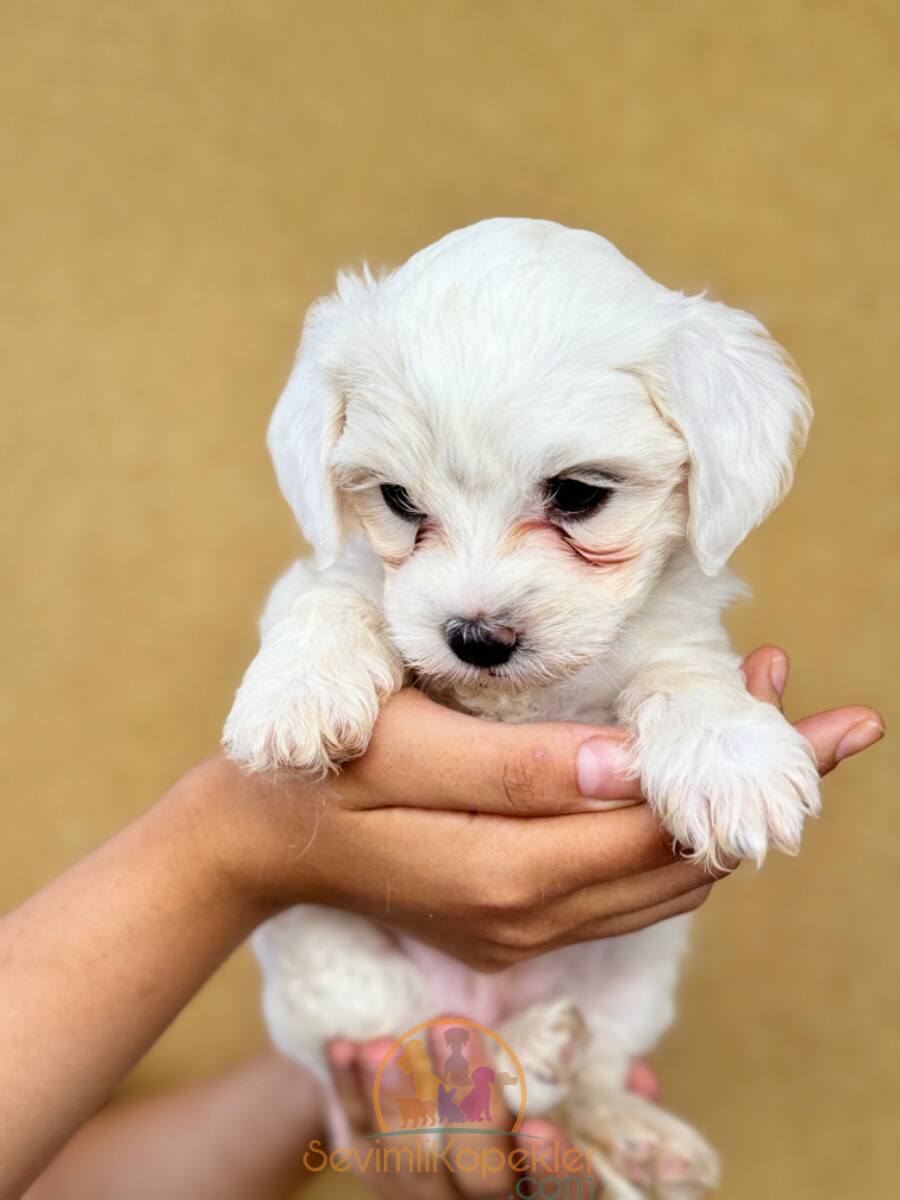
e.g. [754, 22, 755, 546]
[224, 219, 819, 1198]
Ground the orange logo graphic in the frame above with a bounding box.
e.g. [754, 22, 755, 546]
[371, 1017, 527, 1136]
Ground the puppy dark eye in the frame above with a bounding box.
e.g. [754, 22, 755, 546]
[546, 476, 613, 518]
[380, 483, 426, 522]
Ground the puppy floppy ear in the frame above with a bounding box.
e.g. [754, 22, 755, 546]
[656, 295, 812, 576]
[267, 281, 363, 568]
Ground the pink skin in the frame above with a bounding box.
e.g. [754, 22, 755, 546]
[382, 514, 637, 572]
[513, 517, 638, 569]
[379, 520, 438, 569]
[413, 520, 438, 550]
[561, 533, 638, 567]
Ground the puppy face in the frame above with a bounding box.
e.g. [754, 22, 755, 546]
[269, 219, 811, 693]
[333, 357, 687, 693]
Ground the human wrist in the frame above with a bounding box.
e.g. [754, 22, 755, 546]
[169, 753, 336, 921]
[160, 754, 299, 932]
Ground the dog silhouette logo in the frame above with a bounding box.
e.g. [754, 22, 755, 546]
[443, 1026, 471, 1086]
[372, 1018, 527, 1135]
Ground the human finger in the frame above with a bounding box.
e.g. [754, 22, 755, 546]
[741, 644, 789, 707]
[544, 857, 729, 930]
[327, 1039, 371, 1136]
[627, 1060, 661, 1102]
[795, 706, 884, 775]
[552, 882, 714, 947]
[423, 1024, 517, 1199]
[348, 690, 641, 815]
[525, 805, 683, 897]
[353, 1038, 457, 1200]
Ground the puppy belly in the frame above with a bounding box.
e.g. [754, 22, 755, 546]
[399, 938, 610, 1028]
[404, 924, 688, 1069]
[396, 939, 539, 1027]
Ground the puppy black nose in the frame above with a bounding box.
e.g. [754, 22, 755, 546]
[446, 619, 518, 668]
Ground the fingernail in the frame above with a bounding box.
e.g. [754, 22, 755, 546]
[836, 719, 884, 762]
[576, 736, 634, 799]
[769, 654, 789, 700]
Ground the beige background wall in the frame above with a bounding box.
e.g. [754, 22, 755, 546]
[2, 3, 898, 1197]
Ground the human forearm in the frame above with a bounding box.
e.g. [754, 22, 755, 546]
[0, 769, 262, 1200]
[24, 1053, 325, 1200]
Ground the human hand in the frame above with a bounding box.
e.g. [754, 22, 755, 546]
[198, 645, 882, 970]
[325, 1031, 646, 1199]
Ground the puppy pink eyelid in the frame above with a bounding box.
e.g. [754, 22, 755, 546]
[510, 519, 634, 566]
[564, 536, 637, 567]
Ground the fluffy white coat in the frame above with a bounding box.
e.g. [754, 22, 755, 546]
[224, 219, 820, 1198]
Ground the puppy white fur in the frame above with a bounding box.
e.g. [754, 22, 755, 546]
[225, 219, 819, 1197]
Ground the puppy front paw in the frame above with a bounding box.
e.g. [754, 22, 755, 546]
[635, 694, 820, 869]
[223, 616, 402, 775]
[223, 677, 379, 776]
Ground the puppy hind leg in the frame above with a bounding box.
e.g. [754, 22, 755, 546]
[493, 998, 590, 1116]
[493, 1006, 647, 1200]
[253, 907, 433, 1081]
[560, 1062, 720, 1200]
